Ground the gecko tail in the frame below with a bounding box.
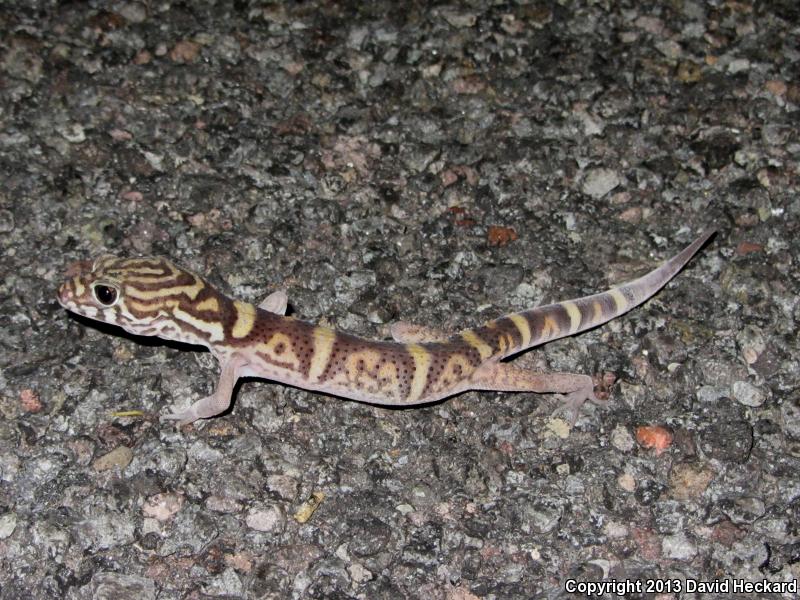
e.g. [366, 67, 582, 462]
[612, 228, 717, 309]
[473, 229, 717, 360]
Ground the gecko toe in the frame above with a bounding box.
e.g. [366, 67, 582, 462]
[160, 408, 199, 426]
[559, 388, 598, 427]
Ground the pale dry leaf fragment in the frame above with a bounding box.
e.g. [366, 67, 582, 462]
[294, 492, 325, 523]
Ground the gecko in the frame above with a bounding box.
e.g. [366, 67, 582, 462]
[57, 229, 715, 426]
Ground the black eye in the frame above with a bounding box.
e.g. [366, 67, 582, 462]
[94, 284, 119, 306]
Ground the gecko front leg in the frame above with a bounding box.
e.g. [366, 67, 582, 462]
[161, 354, 250, 426]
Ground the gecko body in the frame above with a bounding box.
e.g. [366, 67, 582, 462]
[57, 230, 714, 424]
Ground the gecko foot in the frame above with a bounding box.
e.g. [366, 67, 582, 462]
[160, 406, 201, 427]
[557, 373, 612, 426]
[559, 388, 597, 427]
[160, 391, 232, 427]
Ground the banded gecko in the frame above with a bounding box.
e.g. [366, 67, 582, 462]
[57, 229, 714, 425]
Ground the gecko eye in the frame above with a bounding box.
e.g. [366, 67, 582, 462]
[93, 284, 119, 306]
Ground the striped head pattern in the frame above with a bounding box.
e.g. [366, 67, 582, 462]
[57, 255, 228, 346]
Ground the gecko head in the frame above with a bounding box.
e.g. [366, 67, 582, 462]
[57, 255, 210, 340]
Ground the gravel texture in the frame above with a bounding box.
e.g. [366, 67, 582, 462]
[1, 1, 799, 598]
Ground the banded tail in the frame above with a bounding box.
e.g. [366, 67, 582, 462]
[465, 229, 716, 361]
[58, 228, 716, 423]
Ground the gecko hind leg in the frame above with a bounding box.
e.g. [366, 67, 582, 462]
[469, 362, 598, 425]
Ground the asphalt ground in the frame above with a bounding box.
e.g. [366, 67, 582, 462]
[1, 1, 798, 598]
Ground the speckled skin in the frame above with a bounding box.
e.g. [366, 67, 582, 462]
[57, 230, 714, 425]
